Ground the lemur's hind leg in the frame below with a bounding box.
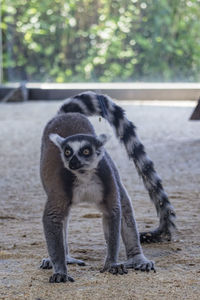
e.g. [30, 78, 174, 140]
[119, 183, 155, 272]
[100, 211, 128, 275]
[140, 197, 176, 243]
[63, 215, 86, 266]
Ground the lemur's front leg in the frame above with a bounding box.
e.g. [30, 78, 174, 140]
[40, 213, 85, 269]
[100, 203, 128, 275]
[42, 198, 74, 283]
[120, 184, 156, 272]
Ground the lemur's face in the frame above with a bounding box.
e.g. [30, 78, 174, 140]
[49, 133, 108, 173]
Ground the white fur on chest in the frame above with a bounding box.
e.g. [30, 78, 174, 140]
[72, 172, 103, 205]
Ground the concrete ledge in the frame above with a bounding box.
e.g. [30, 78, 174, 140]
[1, 82, 200, 101]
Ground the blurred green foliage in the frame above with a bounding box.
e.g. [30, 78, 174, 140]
[1, 0, 200, 82]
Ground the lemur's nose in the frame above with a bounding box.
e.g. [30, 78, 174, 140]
[69, 155, 82, 170]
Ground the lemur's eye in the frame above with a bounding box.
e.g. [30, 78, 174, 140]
[83, 148, 90, 156]
[65, 149, 72, 157]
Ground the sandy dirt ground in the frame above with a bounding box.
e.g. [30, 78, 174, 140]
[0, 99, 200, 300]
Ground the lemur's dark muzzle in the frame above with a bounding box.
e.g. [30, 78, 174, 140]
[69, 155, 82, 170]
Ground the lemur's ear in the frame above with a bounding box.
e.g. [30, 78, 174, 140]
[49, 133, 65, 149]
[97, 134, 111, 146]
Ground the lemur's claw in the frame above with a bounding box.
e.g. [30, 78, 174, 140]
[124, 254, 155, 273]
[100, 263, 128, 275]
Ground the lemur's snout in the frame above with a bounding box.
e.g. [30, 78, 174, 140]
[69, 155, 82, 170]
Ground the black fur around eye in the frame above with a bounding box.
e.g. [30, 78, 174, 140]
[80, 147, 92, 156]
[64, 147, 73, 157]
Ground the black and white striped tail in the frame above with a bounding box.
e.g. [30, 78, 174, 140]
[59, 91, 176, 242]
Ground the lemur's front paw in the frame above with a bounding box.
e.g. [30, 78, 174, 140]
[100, 263, 128, 275]
[49, 273, 74, 283]
[40, 258, 52, 269]
[124, 254, 156, 272]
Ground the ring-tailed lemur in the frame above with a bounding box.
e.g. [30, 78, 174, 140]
[40, 91, 175, 283]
